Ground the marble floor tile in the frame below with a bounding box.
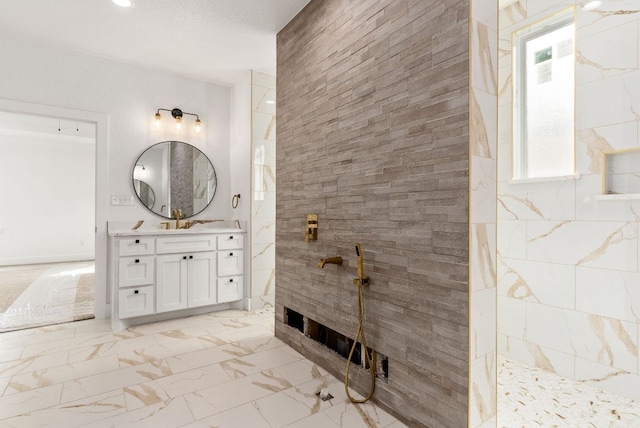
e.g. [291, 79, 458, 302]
[154, 363, 230, 398]
[196, 402, 272, 428]
[60, 359, 172, 403]
[123, 380, 169, 411]
[82, 396, 195, 428]
[184, 368, 293, 420]
[0, 389, 126, 428]
[6, 354, 120, 395]
[0, 350, 69, 378]
[0, 309, 405, 427]
[220, 345, 303, 379]
[285, 410, 341, 428]
[323, 400, 399, 428]
[0, 383, 62, 420]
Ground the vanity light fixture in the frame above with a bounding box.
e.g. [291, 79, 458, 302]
[154, 108, 202, 132]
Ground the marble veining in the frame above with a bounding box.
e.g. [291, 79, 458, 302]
[0, 309, 406, 427]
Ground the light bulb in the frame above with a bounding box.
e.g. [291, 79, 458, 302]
[175, 116, 182, 130]
[194, 118, 202, 133]
[154, 112, 161, 127]
[112, 0, 133, 7]
[583, 0, 601, 10]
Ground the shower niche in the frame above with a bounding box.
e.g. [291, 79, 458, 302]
[284, 307, 389, 380]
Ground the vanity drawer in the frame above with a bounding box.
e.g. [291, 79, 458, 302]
[217, 250, 244, 276]
[118, 238, 155, 256]
[217, 276, 243, 303]
[118, 256, 154, 287]
[157, 236, 216, 254]
[217, 234, 244, 250]
[118, 285, 155, 319]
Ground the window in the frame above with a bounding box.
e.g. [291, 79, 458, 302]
[513, 10, 575, 179]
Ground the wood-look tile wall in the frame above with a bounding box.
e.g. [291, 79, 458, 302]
[276, 1, 470, 426]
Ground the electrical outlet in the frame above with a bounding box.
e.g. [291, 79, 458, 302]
[111, 195, 134, 206]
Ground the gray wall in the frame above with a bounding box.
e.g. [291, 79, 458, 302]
[275, 0, 471, 426]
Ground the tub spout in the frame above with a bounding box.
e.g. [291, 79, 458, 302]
[317, 256, 343, 268]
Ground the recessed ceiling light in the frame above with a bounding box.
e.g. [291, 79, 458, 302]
[112, 0, 133, 8]
[583, 1, 602, 10]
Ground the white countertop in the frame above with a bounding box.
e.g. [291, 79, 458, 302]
[107, 221, 246, 237]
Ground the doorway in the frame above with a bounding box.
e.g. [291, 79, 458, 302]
[0, 103, 107, 331]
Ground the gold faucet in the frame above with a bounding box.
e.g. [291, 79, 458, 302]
[317, 256, 343, 268]
[172, 209, 183, 229]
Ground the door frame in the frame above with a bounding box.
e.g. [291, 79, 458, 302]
[0, 98, 109, 318]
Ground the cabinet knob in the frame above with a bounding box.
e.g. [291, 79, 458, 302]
[134, 290, 139, 294]
[135, 259, 139, 263]
[135, 239, 140, 244]
[189, 255, 193, 259]
[183, 256, 187, 260]
[230, 236, 233, 239]
[229, 279, 233, 283]
[229, 252, 233, 256]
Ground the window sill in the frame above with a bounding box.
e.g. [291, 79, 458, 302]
[508, 174, 580, 185]
[594, 193, 640, 201]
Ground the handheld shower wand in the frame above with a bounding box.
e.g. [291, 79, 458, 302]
[353, 243, 369, 286]
[345, 243, 375, 403]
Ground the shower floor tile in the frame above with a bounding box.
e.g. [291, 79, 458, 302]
[498, 356, 640, 427]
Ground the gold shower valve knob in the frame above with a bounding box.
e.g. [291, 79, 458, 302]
[305, 214, 318, 241]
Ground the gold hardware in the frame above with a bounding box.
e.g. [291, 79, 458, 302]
[131, 220, 144, 231]
[172, 209, 183, 229]
[305, 214, 318, 242]
[160, 222, 171, 230]
[317, 256, 342, 268]
[353, 243, 370, 286]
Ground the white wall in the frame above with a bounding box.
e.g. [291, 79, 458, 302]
[0, 31, 235, 318]
[498, 0, 640, 402]
[0, 131, 95, 265]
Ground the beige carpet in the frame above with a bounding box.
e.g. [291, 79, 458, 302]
[0, 262, 95, 332]
[0, 267, 50, 312]
[73, 272, 95, 321]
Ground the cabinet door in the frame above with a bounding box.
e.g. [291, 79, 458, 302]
[187, 252, 217, 308]
[217, 250, 244, 276]
[156, 254, 188, 313]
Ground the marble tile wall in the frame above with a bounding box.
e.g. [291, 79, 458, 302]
[276, 1, 471, 427]
[470, 0, 499, 426]
[498, 0, 640, 402]
[251, 71, 276, 310]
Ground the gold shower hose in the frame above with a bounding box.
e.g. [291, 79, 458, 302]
[344, 280, 376, 403]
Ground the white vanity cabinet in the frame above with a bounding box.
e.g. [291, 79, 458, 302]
[116, 237, 156, 319]
[216, 234, 244, 303]
[108, 226, 246, 329]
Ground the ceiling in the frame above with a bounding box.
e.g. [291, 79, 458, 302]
[0, 0, 311, 86]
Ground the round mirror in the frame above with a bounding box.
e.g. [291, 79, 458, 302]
[132, 141, 217, 218]
[133, 179, 155, 209]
